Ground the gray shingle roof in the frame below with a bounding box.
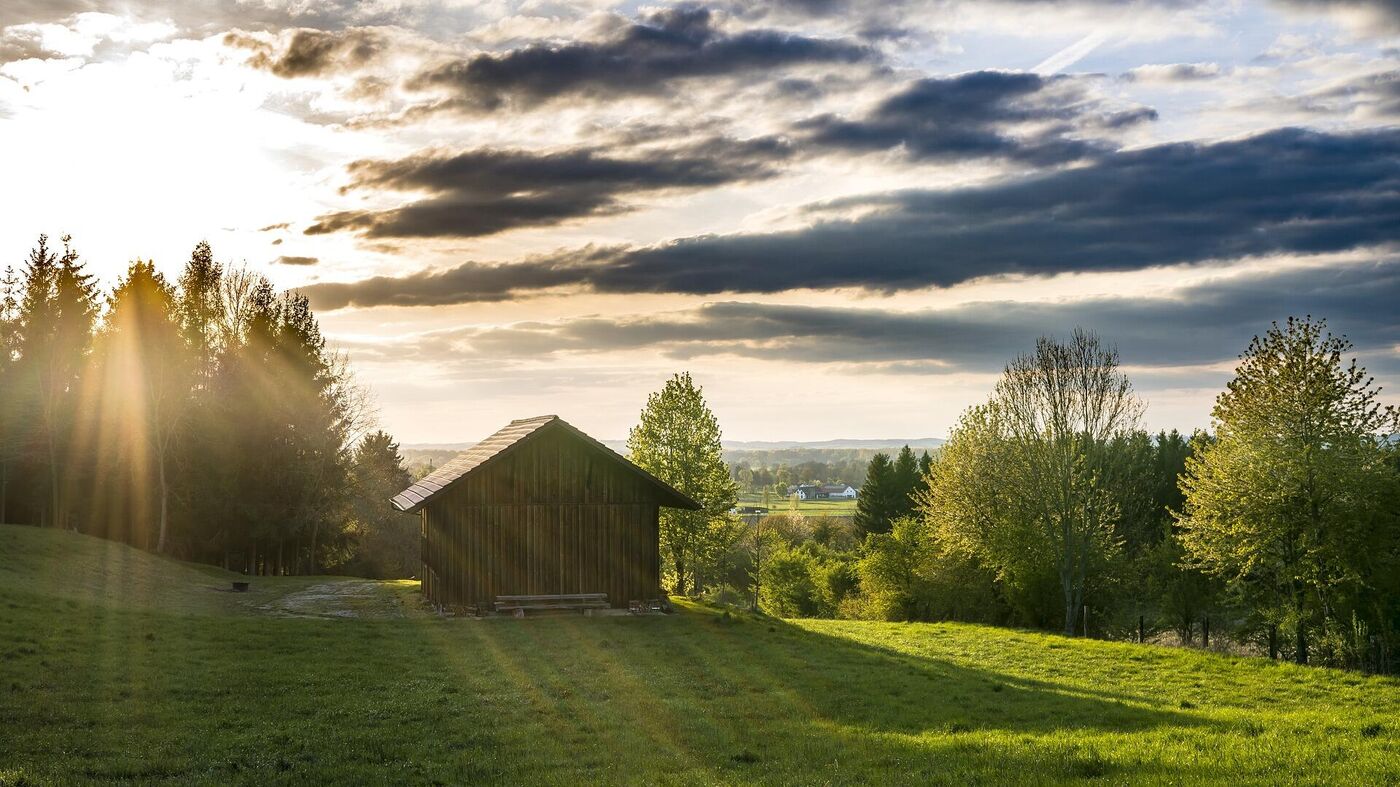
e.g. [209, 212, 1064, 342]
[390, 415, 701, 513]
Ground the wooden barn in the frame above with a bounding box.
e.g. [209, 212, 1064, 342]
[391, 415, 700, 611]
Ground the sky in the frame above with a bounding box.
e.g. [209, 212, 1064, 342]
[1, 0, 1397, 444]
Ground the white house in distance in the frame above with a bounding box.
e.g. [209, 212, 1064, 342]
[787, 484, 858, 500]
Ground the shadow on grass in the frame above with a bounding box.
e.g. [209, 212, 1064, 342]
[378, 604, 1216, 783]
[1, 587, 1219, 785]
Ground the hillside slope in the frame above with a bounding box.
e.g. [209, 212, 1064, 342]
[1, 525, 1397, 785]
[0, 525, 415, 619]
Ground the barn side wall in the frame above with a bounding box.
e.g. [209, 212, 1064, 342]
[421, 427, 663, 609]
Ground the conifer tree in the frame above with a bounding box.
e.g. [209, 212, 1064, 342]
[854, 452, 901, 537]
[96, 260, 190, 551]
[892, 445, 920, 519]
[15, 236, 99, 528]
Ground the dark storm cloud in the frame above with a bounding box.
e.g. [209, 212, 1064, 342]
[227, 27, 386, 77]
[796, 71, 1156, 164]
[402, 6, 876, 112]
[304, 136, 793, 239]
[274, 255, 319, 266]
[454, 259, 1400, 375]
[302, 127, 1400, 308]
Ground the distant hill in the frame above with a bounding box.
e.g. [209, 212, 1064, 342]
[404, 437, 945, 454]
[721, 438, 945, 451]
[402, 438, 946, 474]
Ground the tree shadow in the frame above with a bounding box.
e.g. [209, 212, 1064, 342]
[380, 606, 1222, 783]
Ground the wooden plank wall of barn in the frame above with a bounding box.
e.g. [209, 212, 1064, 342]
[421, 428, 663, 608]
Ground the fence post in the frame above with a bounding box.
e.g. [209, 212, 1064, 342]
[1139, 615, 1145, 644]
[1202, 615, 1210, 649]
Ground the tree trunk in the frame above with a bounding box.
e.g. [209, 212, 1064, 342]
[1061, 573, 1078, 636]
[155, 454, 169, 553]
[1294, 588, 1308, 665]
[47, 429, 61, 530]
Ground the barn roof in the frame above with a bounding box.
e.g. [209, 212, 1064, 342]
[391, 415, 702, 513]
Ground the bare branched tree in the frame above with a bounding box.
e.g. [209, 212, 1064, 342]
[993, 329, 1143, 635]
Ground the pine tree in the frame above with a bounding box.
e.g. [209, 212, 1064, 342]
[96, 260, 190, 551]
[0, 264, 19, 524]
[14, 236, 99, 528]
[627, 372, 738, 595]
[854, 452, 900, 537]
[348, 431, 416, 578]
[176, 241, 223, 389]
[892, 445, 920, 519]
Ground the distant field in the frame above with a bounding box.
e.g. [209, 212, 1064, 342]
[2, 524, 1397, 785]
[737, 494, 857, 517]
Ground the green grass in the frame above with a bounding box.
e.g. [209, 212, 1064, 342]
[738, 494, 856, 517]
[1, 524, 1397, 785]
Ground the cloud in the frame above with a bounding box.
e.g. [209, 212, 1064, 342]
[1273, 0, 1400, 33]
[225, 27, 386, 77]
[274, 254, 319, 265]
[302, 127, 1400, 308]
[305, 136, 793, 239]
[796, 70, 1155, 164]
[402, 6, 876, 113]
[2, 0, 410, 42]
[445, 258, 1400, 376]
[1286, 69, 1400, 120]
[0, 25, 65, 62]
[1121, 62, 1222, 82]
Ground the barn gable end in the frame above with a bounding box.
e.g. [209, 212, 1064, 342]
[393, 415, 699, 609]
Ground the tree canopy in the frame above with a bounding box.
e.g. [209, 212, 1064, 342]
[1178, 317, 1400, 664]
[627, 372, 738, 595]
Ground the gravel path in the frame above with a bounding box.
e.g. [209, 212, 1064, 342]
[259, 580, 406, 619]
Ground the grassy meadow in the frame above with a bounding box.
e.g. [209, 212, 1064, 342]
[1, 524, 1397, 785]
[736, 494, 857, 518]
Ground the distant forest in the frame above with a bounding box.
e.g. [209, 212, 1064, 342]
[405, 446, 900, 492]
[0, 237, 417, 578]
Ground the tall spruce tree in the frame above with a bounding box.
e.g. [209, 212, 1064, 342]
[854, 452, 901, 537]
[15, 236, 99, 528]
[348, 431, 416, 578]
[96, 260, 190, 551]
[892, 445, 920, 519]
[0, 265, 18, 524]
[627, 372, 737, 595]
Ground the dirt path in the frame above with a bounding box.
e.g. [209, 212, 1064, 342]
[259, 579, 407, 619]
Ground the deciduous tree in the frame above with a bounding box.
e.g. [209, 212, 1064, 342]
[628, 372, 738, 595]
[1177, 317, 1400, 665]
